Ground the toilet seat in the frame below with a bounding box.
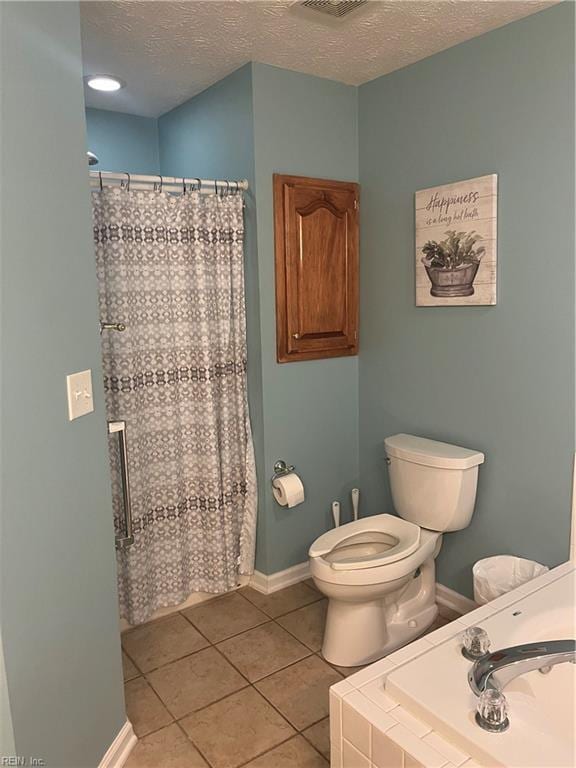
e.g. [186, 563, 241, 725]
[309, 514, 421, 571]
[309, 515, 441, 587]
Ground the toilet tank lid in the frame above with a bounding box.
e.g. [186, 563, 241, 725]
[384, 434, 485, 470]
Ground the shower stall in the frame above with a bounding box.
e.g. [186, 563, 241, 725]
[91, 171, 257, 625]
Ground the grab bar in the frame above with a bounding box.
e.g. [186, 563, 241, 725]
[108, 420, 134, 549]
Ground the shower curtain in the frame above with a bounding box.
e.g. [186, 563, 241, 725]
[92, 186, 257, 625]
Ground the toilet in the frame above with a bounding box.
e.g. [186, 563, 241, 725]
[308, 434, 485, 667]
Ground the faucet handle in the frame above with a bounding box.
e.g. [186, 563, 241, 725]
[462, 626, 491, 661]
[475, 689, 510, 732]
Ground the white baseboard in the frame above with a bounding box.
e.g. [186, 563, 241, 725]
[570, 453, 575, 563]
[250, 562, 311, 594]
[99, 721, 137, 768]
[436, 582, 478, 615]
[250, 561, 477, 618]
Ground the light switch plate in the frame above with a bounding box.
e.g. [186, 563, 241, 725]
[66, 369, 94, 421]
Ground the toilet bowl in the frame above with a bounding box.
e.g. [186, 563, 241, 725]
[308, 433, 484, 667]
[310, 514, 442, 665]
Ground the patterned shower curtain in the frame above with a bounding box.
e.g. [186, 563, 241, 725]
[92, 186, 257, 625]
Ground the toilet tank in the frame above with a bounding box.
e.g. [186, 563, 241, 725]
[384, 434, 485, 532]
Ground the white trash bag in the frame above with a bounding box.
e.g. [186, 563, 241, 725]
[473, 555, 549, 605]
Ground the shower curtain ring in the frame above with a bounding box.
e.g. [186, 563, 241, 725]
[121, 172, 131, 190]
[182, 177, 186, 195]
[99, 172, 103, 191]
[154, 174, 163, 193]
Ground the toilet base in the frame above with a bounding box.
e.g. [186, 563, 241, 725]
[321, 559, 438, 667]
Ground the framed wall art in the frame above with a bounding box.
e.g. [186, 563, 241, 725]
[415, 174, 497, 306]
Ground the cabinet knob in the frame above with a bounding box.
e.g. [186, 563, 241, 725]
[292, 333, 300, 340]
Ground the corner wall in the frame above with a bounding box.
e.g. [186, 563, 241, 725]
[85, 107, 160, 174]
[358, 3, 575, 596]
[251, 63, 359, 572]
[0, 3, 126, 764]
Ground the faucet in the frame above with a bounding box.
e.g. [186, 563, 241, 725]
[469, 639, 576, 696]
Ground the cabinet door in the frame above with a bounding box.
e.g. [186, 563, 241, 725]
[274, 174, 359, 363]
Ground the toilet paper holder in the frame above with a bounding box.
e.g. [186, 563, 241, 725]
[271, 459, 295, 482]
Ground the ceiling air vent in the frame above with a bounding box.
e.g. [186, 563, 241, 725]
[299, 0, 368, 19]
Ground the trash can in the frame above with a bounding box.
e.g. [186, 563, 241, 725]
[473, 555, 549, 605]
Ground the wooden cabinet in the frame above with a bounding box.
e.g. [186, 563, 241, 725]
[273, 174, 359, 363]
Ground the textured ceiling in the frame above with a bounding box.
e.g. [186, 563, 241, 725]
[81, 0, 556, 117]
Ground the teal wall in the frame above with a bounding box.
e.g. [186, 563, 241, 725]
[0, 3, 126, 765]
[357, 3, 575, 596]
[159, 64, 254, 182]
[81, 6, 575, 591]
[251, 63, 359, 572]
[85, 107, 159, 174]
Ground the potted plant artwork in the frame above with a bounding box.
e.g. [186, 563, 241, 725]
[421, 230, 485, 298]
[415, 175, 497, 306]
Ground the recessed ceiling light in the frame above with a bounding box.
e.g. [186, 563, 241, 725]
[85, 75, 124, 92]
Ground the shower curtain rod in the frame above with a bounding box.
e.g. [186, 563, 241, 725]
[89, 171, 249, 194]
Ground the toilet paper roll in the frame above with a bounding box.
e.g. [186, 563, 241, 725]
[272, 473, 305, 508]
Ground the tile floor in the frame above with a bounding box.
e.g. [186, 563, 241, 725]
[121, 580, 450, 768]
